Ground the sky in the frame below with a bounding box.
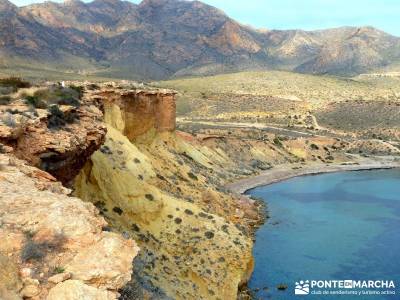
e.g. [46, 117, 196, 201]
[9, 0, 400, 36]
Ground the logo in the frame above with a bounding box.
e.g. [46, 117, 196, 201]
[295, 280, 310, 295]
[294, 279, 396, 297]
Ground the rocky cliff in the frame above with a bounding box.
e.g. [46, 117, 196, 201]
[98, 88, 176, 141]
[74, 84, 261, 299]
[0, 85, 106, 184]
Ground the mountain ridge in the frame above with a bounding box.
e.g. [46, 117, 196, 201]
[1, 0, 400, 79]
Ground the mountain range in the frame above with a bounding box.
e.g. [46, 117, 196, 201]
[1, 0, 400, 80]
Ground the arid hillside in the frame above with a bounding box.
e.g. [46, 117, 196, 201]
[157, 70, 400, 154]
[0, 0, 399, 80]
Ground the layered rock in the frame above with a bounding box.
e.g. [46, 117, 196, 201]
[0, 153, 139, 299]
[95, 88, 176, 141]
[0, 87, 106, 184]
[75, 87, 259, 299]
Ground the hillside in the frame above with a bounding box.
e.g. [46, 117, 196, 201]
[0, 0, 399, 80]
[157, 70, 400, 145]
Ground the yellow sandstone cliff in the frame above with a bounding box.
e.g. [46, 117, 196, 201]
[74, 88, 256, 299]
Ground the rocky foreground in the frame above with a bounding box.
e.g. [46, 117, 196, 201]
[0, 153, 139, 299]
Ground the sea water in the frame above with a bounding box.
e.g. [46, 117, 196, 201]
[247, 169, 400, 300]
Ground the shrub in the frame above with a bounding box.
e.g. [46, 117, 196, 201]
[33, 87, 81, 108]
[86, 83, 100, 91]
[53, 266, 65, 274]
[188, 172, 198, 180]
[310, 143, 319, 150]
[204, 231, 214, 239]
[0, 95, 11, 105]
[0, 77, 31, 92]
[47, 105, 78, 128]
[273, 137, 283, 147]
[113, 207, 123, 215]
[25, 95, 47, 109]
[56, 89, 81, 107]
[69, 85, 84, 99]
[21, 239, 46, 262]
[21, 233, 66, 262]
[0, 113, 16, 128]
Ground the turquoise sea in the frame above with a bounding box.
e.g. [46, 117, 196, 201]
[247, 169, 400, 300]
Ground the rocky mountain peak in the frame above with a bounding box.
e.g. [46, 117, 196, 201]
[90, 0, 134, 8]
[0, 0, 16, 12]
[63, 0, 85, 6]
[139, 0, 176, 7]
[0, 0, 399, 78]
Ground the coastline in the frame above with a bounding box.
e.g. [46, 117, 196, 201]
[230, 155, 399, 298]
[227, 156, 400, 194]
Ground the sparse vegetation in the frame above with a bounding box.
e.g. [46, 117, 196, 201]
[21, 232, 66, 263]
[25, 95, 47, 109]
[31, 86, 81, 109]
[0, 77, 31, 92]
[69, 85, 84, 98]
[188, 172, 198, 180]
[0, 95, 11, 105]
[273, 137, 283, 147]
[47, 104, 78, 128]
[53, 266, 65, 274]
[0, 113, 17, 128]
[113, 207, 123, 215]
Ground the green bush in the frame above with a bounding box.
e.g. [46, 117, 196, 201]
[273, 137, 283, 147]
[47, 105, 78, 128]
[0, 77, 31, 91]
[69, 85, 84, 99]
[53, 266, 65, 274]
[25, 95, 47, 109]
[33, 87, 81, 108]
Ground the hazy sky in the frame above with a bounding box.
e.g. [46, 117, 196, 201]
[10, 0, 400, 36]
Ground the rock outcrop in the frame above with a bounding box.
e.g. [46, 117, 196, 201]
[95, 88, 176, 141]
[0, 86, 106, 184]
[75, 86, 259, 299]
[0, 153, 139, 299]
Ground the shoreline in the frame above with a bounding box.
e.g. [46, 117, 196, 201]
[227, 156, 400, 194]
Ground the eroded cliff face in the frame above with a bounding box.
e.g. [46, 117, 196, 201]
[75, 87, 259, 299]
[98, 89, 176, 142]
